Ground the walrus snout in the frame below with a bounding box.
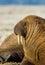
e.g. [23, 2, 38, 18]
[14, 21, 27, 38]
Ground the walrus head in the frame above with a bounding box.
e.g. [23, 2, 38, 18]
[14, 15, 45, 39]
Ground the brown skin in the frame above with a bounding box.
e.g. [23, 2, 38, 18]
[14, 15, 45, 65]
[0, 33, 24, 63]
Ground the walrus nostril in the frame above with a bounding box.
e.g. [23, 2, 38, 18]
[0, 56, 5, 63]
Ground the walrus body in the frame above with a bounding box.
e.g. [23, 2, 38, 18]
[14, 15, 45, 65]
[0, 33, 24, 63]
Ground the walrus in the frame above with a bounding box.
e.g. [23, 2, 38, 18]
[0, 33, 24, 63]
[14, 15, 45, 65]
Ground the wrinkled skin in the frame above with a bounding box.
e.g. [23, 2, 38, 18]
[14, 15, 45, 39]
[14, 15, 45, 65]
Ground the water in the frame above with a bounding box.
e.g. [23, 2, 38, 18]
[0, 0, 45, 5]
